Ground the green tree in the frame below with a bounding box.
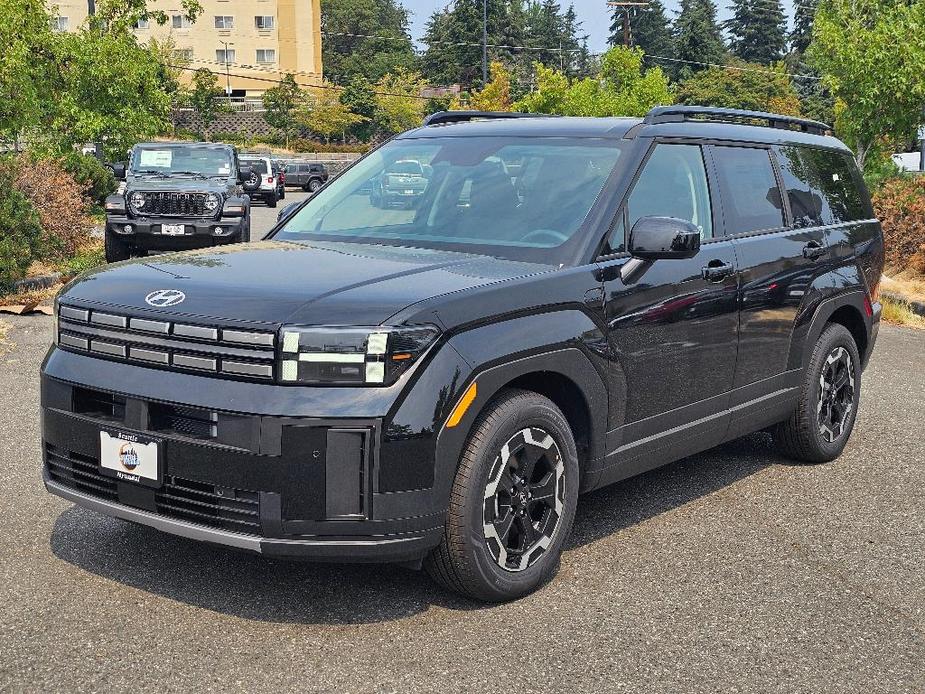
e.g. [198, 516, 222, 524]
[262, 74, 303, 148]
[0, 0, 56, 150]
[789, 0, 817, 55]
[339, 76, 378, 141]
[724, 0, 787, 64]
[374, 69, 427, 134]
[672, 0, 727, 79]
[517, 46, 671, 117]
[676, 61, 802, 115]
[465, 61, 513, 111]
[609, 0, 674, 59]
[809, 0, 925, 169]
[321, 0, 416, 83]
[299, 84, 366, 143]
[189, 69, 224, 140]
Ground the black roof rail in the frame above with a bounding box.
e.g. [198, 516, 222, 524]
[643, 105, 831, 136]
[421, 110, 553, 127]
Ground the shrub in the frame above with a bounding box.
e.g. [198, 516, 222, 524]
[59, 152, 117, 207]
[0, 161, 43, 292]
[289, 139, 370, 154]
[872, 175, 925, 272]
[210, 130, 248, 145]
[60, 240, 105, 277]
[13, 155, 92, 262]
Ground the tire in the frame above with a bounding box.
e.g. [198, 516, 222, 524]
[266, 191, 277, 208]
[279, 186, 286, 200]
[773, 323, 862, 463]
[308, 178, 322, 193]
[104, 230, 131, 263]
[425, 388, 580, 602]
[240, 213, 251, 242]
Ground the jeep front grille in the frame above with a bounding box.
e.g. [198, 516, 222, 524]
[57, 304, 276, 382]
[138, 191, 211, 217]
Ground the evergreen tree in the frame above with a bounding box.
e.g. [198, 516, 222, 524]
[724, 0, 787, 64]
[608, 0, 674, 59]
[790, 0, 818, 54]
[672, 0, 727, 79]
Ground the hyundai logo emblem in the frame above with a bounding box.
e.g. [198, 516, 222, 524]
[145, 289, 186, 307]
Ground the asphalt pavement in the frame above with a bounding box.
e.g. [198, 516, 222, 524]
[1, 312, 923, 692]
[251, 188, 310, 239]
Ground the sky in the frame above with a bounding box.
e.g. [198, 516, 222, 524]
[402, 0, 797, 55]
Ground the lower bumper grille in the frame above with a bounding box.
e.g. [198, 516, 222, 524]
[45, 444, 261, 535]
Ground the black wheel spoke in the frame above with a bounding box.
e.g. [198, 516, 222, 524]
[517, 514, 536, 548]
[493, 509, 515, 544]
[530, 471, 557, 503]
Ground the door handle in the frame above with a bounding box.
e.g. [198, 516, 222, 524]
[702, 261, 734, 282]
[802, 241, 826, 260]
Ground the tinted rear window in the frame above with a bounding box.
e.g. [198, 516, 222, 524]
[713, 146, 785, 234]
[775, 146, 867, 226]
[242, 159, 268, 174]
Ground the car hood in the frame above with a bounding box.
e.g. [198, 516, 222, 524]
[125, 177, 231, 193]
[60, 240, 553, 327]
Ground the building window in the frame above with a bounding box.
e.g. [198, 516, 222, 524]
[216, 49, 236, 64]
[51, 16, 68, 31]
[133, 18, 149, 29]
[173, 48, 194, 61]
[172, 15, 192, 29]
[214, 16, 234, 29]
[256, 49, 276, 64]
[255, 15, 275, 30]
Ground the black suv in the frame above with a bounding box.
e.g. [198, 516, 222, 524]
[43, 108, 883, 601]
[105, 142, 254, 262]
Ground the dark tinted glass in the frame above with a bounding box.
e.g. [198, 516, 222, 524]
[775, 146, 867, 226]
[242, 159, 268, 174]
[713, 146, 784, 233]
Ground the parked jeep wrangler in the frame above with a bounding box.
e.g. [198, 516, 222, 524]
[44, 108, 883, 602]
[104, 142, 253, 263]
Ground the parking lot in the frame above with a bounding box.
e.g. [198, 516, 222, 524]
[249, 189, 310, 239]
[1, 313, 923, 691]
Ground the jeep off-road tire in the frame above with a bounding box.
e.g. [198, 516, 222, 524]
[773, 323, 861, 463]
[104, 230, 131, 263]
[307, 178, 322, 193]
[266, 192, 278, 208]
[425, 388, 579, 602]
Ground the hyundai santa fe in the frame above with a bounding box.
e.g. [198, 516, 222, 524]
[42, 107, 883, 601]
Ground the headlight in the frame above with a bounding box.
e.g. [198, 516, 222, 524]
[278, 325, 439, 385]
[129, 191, 145, 210]
[204, 192, 220, 212]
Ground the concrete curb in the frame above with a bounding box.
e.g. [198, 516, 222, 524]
[11, 273, 61, 293]
[882, 290, 925, 317]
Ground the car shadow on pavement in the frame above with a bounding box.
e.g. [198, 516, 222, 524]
[49, 433, 778, 625]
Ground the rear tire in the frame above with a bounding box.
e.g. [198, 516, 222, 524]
[104, 230, 131, 263]
[425, 388, 579, 602]
[308, 178, 322, 193]
[266, 192, 278, 208]
[773, 323, 861, 463]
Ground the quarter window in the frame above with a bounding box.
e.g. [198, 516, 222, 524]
[625, 143, 713, 242]
[774, 146, 867, 226]
[712, 146, 784, 234]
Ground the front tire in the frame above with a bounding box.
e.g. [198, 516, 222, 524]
[425, 389, 579, 602]
[773, 323, 861, 463]
[104, 230, 131, 263]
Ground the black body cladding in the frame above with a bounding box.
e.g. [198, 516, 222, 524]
[42, 109, 883, 569]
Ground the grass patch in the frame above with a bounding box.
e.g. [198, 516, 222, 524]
[881, 295, 925, 329]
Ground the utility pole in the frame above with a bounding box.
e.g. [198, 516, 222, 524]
[221, 40, 233, 96]
[482, 0, 488, 86]
[606, 1, 650, 47]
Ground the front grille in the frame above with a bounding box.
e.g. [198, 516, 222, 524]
[45, 444, 261, 535]
[57, 305, 276, 382]
[156, 477, 261, 533]
[46, 444, 118, 501]
[139, 191, 211, 217]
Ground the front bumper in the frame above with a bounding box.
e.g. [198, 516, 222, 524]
[106, 214, 244, 249]
[40, 352, 446, 563]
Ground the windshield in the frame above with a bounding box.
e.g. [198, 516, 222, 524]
[131, 146, 233, 176]
[274, 136, 623, 262]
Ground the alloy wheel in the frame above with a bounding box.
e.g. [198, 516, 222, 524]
[482, 427, 565, 572]
[817, 346, 855, 443]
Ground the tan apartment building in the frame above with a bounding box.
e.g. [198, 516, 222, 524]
[51, 0, 323, 98]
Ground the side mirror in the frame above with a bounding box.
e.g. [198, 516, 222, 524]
[238, 166, 254, 183]
[628, 216, 701, 261]
[110, 162, 126, 181]
[277, 201, 300, 223]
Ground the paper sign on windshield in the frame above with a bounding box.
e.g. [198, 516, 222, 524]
[139, 149, 173, 168]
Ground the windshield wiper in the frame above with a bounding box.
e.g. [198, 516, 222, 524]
[171, 170, 208, 178]
[133, 169, 167, 176]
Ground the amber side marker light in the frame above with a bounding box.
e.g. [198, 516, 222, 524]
[446, 382, 478, 428]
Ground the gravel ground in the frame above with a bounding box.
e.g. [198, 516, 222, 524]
[0, 317, 922, 693]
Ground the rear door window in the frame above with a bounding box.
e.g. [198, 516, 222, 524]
[712, 146, 785, 234]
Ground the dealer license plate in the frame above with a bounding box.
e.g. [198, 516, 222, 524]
[162, 224, 186, 235]
[100, 430, 161, 485]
